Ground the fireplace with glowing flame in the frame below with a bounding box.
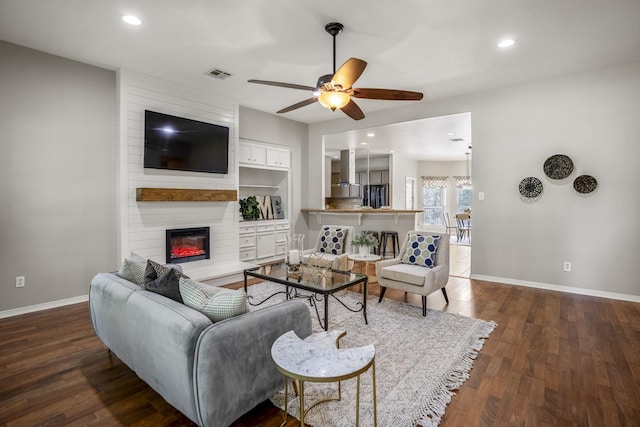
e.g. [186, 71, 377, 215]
[165, 227, 210, 264]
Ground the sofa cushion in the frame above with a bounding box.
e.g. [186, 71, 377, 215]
[319, 226, 347, 255]
[179, 277, 248, 322]
[117, 254, 147, 286]
[143, 260, 185, 303]
[401, 234, 440, 268]
[379, 263, 429, 287]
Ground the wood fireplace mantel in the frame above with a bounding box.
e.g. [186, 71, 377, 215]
[136, 188, 237, 202]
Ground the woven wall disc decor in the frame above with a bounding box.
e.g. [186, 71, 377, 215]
[573, 175, 598, 194]
[543, 154, 574, 180]
[519, 177, 544, 198]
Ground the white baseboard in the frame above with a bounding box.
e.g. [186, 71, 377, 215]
[0, 295, 89, 319]
[470, 274, 640, 303]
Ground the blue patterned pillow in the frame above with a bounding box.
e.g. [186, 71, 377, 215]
[401, 234, 441, 268]
[319, 227, 346, 255]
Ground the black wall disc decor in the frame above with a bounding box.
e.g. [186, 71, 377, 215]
[573, 175, 598, 194]
[543, 154, 574, 179]
[519, 177, 544, 198]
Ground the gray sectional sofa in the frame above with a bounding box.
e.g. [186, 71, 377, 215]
[89, 272, 312, 427]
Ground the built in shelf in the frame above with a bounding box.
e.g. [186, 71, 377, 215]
[136, 188, 237, 202]
[239, 184, 280, 189]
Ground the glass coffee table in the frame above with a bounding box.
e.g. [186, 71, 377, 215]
[244, 263, 368, 331]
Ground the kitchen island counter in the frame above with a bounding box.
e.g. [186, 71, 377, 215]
[301, 209, 421, 248]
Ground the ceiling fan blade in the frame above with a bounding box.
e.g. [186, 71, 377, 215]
[351, 88, 424, 101]
[248, 79, 316, 92]
[340, 98, 365, 120]
[277, 97, 318, 114]
[332, 58, 367, 90]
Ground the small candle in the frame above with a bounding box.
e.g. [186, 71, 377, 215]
[288, 249, 300, 265]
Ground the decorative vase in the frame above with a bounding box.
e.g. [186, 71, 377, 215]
[358, 245, 370, 257]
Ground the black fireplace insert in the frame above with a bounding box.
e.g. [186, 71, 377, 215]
[165, 227, 210, 264]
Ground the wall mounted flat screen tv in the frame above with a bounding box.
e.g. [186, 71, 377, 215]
[144, 110, 229, 174]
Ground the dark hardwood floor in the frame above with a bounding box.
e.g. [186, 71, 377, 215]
[1, 273, 639, 426]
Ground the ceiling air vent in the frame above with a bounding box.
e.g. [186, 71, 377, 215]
[207, 68, 232, 80]
[449, 138, 465, 142]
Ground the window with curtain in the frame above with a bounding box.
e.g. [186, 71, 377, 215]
[454, 176, 472, 213]
[457, 187, 472, 213]
[422, 176, 448, 225]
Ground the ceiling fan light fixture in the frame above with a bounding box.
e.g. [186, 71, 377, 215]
[318, 91, 350, 111]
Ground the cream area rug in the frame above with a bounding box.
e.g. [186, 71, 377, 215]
[248, 282, 496, 427]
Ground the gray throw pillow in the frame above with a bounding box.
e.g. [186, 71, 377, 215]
[143, 260, 184, 303]
[117, 256, 147, 286]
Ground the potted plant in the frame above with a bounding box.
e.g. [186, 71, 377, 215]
[239, 196, 260, 221]
[351, 231, 379, 256]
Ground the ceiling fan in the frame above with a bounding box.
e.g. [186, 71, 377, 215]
[248, 22, 424, 120]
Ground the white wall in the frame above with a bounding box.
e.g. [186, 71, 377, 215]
[389, 152, 418, 210]
[238, 106, 308, 234]
[308, 61, 640, 300]
[117, 70, 239, 274]
[0, 42, 116, 313]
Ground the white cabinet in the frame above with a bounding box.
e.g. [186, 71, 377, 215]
[266, 148, 290, 168]
[239, 221, 289, 262]
[256, 224, 276, 259]
[239, 143, 267, 166]
[275, 223, 290, 257]
[239, 224, 257, 261]
[239, 141, 290, 169]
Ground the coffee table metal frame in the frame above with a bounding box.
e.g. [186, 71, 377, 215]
[243, 263, 368, 331]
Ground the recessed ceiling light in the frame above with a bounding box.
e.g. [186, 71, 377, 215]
[122, 15, 142, 26]
[446, 131, 455, 136]
[389, 150, 395, 153]
[498, 39, 515, 48]
[360, 142, 368, 145]
[367, 133, 375, 137]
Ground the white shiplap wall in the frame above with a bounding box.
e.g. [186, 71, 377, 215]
[117, 70, 242, 279]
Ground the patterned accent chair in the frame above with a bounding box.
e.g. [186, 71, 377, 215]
[376, 231, 450, 316]
[302, 225, 355, 271]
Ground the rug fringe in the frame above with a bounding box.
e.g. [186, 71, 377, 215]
[412, 320, 497, 427]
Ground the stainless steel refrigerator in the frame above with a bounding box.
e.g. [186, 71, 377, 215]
[362, 184, 388, 208]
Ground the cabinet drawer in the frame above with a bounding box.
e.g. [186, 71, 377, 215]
[239, 248, 256, 261]
[275, 242, 286, 256]
[276, 231, 288, 243]
[239, 235, 256, 248]
[239, 224, 256, 234]
[256, 224, 276, 233]
[276, 222, 290, 231]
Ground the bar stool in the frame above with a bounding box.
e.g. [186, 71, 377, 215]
[379, 231, 399, 258]
[362, 231, 379, 254]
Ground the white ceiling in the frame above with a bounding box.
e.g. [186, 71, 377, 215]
[2, 0, 640, 160]
[324, 112, 472, 161]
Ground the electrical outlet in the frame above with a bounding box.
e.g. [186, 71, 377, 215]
[563, 262, 571, 272]
[16, 276, 25, 288]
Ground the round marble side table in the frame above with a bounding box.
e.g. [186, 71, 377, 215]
[271, 330, 377, 427]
